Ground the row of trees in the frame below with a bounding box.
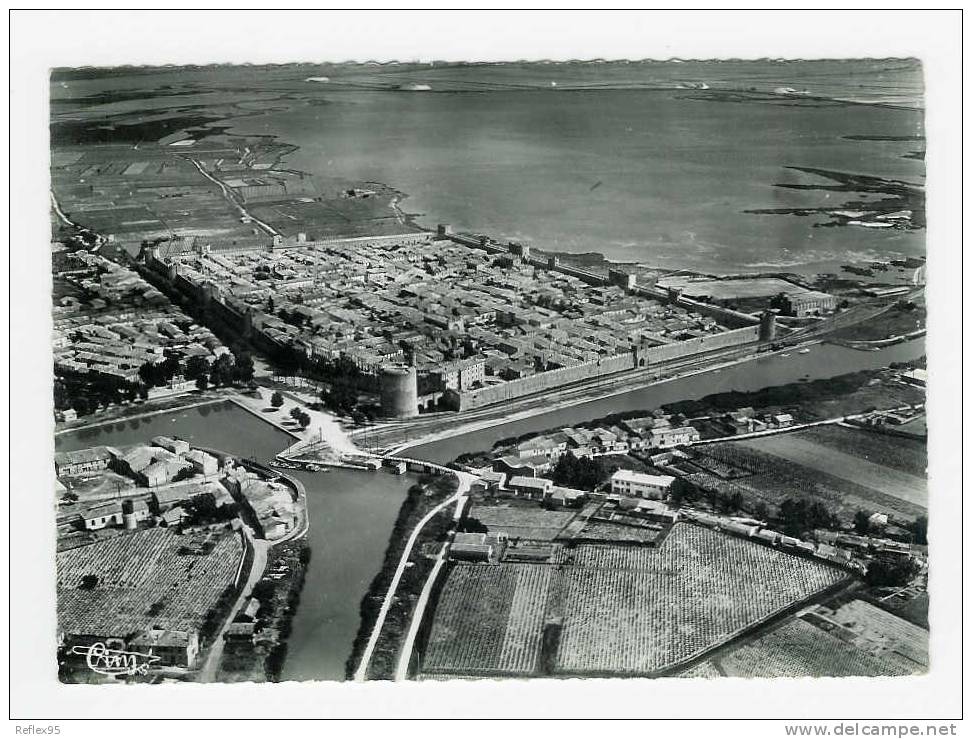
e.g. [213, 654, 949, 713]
[667, 477, 835, 537]
[778, 497, 836, 538]
[137, 351, 255, 392]
[56, 349, 256, 419]
[318, 355, 362, 416]
[668, 477, 750, 516]
[54, 374, 147, 417]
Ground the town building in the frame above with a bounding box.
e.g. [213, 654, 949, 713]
[901, 368, 927, 388]
[515, 432, 569, 460]
[507, 476, 554, 499]
[129, 628, 200, 668]
[55, 447, 114, 477]
[609, 469, 676, 500]
[473, 470, 507, 493]
[450, 532, 494, 562]
[81, 501, 125, 530]
[645, 425, 701, 449]
[546, 486, 587, 508]
[152, 436, 190, 455]
[184, 449, 219, 476]
[493, 456, 547, 478]
[436, 357, 486, 392]
[773, 291, 838, 318]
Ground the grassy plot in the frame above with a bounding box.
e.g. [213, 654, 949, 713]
[736, 432, 926, 508]
[467, 504, 577, 541]
[798, 425, 926, 477]
[688, 425, 927, 523]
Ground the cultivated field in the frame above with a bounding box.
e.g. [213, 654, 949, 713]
[736, 433, 926, 508]
[717, 616, 923, 678]
[554, 526, 846, 675]
[421, 524, 847, 678]
[57, 528, 243, 636]
[422, 564, 553, 676]
[576, 520, 663, 544]
[827, 599, 928, 668]
[675, 660, 723, 679]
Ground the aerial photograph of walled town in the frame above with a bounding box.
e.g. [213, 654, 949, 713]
[50, 58, 928, 684]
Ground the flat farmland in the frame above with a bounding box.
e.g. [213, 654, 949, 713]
[691, 426, 927, 522]
[57, 528, 243, 637]
[798, 425, 926, 477]
[577, 520, 663, 544]
[553, 526, 846, 676]
[422, 563, 553, 676]
[420, 525, 847, 678]
[467, 505, 576, 541]
[736, 431, 926, 508]
[716, 617, 920, 678]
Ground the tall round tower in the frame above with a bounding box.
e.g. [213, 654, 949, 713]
[759, 309, 778, 343]
[380, 365, 418, 419]
[121, 499, 138, 531]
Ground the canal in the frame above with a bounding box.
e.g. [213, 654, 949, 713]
[55, 400, 416, 683]
[406, 339, 926, 463]
[54, 338, 924, 681]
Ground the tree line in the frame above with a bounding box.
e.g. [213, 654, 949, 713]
[55, 349, 256, 418]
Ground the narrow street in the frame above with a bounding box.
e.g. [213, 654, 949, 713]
[197, 531, 269, 683]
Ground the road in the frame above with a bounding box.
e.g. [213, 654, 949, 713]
[353, 470, 474, 681]
[197, 530, 269, 682]
[230, 386, 359, 459]
[184, 157, 280, 237]
[690, 404, 921, 446]
[50, 190, 75, 227]
[393, 541, 449, 681]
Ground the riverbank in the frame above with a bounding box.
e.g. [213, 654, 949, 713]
[453, 359, 926, 467]
[346, 473, 461, 681]
[832, 328, 927, 350]
[216, 538, 311, 682]
[54, 392, 225, 436]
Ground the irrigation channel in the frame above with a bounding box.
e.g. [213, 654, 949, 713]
[54, 337, 924, 681]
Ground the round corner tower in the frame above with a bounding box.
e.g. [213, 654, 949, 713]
[380, 364, 418, 419]
[759, 309, 778, 343]
[121, 499, 138, 530]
